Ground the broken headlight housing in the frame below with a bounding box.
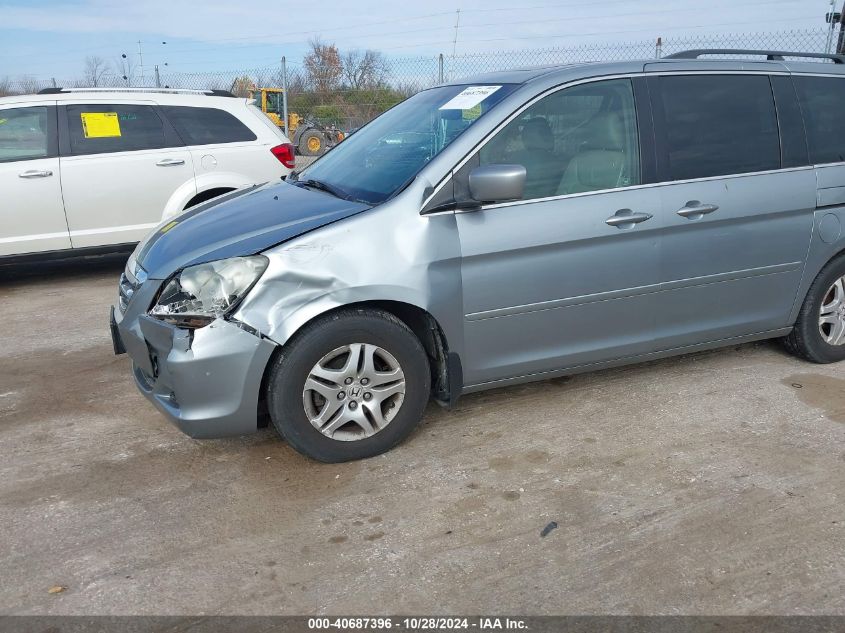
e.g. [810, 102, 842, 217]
[149, 256, 268, 328]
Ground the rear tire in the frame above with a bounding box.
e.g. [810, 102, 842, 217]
[783, 253, 845, 364]
[266, 308, 430, 462]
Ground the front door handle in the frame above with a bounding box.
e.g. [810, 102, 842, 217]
[19, 169, 53, 178]
[677, 201, 719, 220]
[606, 209, 653, 229]
[156, 158, 185, 167]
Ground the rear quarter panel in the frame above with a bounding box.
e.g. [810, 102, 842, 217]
[790, 165, 845, 322]
[177, 100, 291, 207]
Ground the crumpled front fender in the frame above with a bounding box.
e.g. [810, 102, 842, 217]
[232, 195, 465, 361]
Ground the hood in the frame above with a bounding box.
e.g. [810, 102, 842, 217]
[136, 181, 371, 279]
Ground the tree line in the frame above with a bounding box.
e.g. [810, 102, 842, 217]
[1, 39, 422, 129]
[238, 39, 418, 129]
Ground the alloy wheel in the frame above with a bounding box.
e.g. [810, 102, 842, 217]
[819, 274, 845, 346]
[302, 343, 406, 441]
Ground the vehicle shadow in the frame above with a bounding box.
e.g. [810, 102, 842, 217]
[0, 251, 130, 286]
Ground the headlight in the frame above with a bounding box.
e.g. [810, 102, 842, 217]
[150, 256, 268, 327]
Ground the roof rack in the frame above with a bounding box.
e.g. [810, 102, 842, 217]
[665, 49, 845, 64]
[36, 87, 237, 97]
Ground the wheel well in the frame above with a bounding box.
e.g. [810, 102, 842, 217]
[792, 245, 845, 323]
[825, 245, 845, 269]
[257, 300, 461, 427]
[184, 187, 234, 210]
[348, 300, 461, 407]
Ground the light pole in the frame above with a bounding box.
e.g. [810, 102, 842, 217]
[827, 2, 844, 55]
[120, 53, 130, 86]
[158, 42, 168, 88]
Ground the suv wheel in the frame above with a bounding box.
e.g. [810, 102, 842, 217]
[266, 308, 431, 462]
[784, 253, 845, 363]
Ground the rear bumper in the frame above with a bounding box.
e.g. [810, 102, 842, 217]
[114, 298, 276, 439]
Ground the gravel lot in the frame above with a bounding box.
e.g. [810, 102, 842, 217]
[295, 155, 318, 170]
[1, 257, 843, 615]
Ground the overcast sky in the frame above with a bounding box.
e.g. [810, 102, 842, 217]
[0, 0, 838, 80]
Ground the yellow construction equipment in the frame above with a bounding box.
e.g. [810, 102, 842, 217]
[248, 87, 343, 157]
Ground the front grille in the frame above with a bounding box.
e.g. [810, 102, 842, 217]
[118, 260, 147, 313]
[118, 273, 140, 312]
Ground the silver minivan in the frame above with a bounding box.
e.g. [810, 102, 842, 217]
[112, 49, 845, 462]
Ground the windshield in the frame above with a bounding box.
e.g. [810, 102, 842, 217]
[296, 83, 517, 204]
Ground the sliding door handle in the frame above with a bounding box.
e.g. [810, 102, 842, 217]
[677, 201, 719, 220]
[156, 158, 185, 167]
[606, 209, 653, 229]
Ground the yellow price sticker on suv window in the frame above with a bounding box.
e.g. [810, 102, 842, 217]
[81, 112, 121, 138]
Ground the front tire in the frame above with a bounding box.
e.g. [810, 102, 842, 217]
[266, 308, 431, 462]
[784, 253, 845, 363]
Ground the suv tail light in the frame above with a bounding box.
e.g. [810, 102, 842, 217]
[270, 143, 295, 169]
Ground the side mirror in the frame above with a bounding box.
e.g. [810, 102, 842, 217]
[468, 164, 526, 204]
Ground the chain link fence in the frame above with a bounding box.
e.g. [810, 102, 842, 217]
[1, 28, 836, 134]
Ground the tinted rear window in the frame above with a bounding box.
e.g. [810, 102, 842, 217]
[656, 75, 781, 180]
[162, 106, 257, 145]
[794, 76, 845, 165]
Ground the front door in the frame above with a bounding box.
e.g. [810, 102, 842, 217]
[456, 77, 664, 387]
[59, 102, 195, 248]
[0, 103, 70, 256]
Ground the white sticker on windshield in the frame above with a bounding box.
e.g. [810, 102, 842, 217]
[439, 85, 502, 111]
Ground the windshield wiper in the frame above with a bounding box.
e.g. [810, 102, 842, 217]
[297, 178, 349, 200]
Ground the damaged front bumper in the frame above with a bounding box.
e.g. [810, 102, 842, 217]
[111, 279, 276, 439]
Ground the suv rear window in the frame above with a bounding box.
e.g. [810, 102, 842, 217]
[161, 106, 257, 145]
[794, 76, 845, 165]
[66, 104, 167, 155]
[655, 75, 781, 180]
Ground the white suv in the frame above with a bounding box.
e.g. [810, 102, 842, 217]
[0, 87, 295, 258]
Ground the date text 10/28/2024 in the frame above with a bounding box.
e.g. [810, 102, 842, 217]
[307, 617, 528, 630]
